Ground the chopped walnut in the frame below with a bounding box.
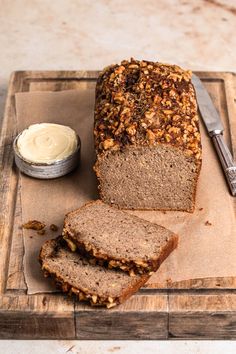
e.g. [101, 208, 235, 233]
[126, 124, 137, 136]
[92, 295, 98, 304]
[50, 224, 58, 232]
[94, 58, 201, 161]
[146, 129, 156, 144]
[22, 220, 46, 231]
[103, 138, 115, 150]
[205, 220, 212, 226]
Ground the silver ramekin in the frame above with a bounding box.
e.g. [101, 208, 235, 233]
[13, 132, 81, 179]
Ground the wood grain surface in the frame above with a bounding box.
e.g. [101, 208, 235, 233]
[0, 70, 235, 339]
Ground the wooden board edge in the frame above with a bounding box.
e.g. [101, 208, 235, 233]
[168, 293, 236, 339]
[75, 294, 168, 340]
[6, 69, 236, 83]
[222, 72, 236, 159]
[3, 291, 236, 339]
[0, 293, 73, 308]
[11, 70, 100, 81]
[75, 310, 168, 340]
[0, 71, 27, 293]
[147, 276, 236, 290]
[194, 70, 235, 79]
[0, 312, 76, 339]
[0, 294, 76, 339]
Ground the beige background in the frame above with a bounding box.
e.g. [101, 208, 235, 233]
[1, 0, 236, 352]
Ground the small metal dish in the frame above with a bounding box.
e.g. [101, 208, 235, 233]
[13, 132, 81, 179]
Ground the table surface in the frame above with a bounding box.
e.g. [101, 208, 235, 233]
[1, 0, 236, 351]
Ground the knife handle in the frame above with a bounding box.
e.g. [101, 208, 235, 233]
[212, 134, 236, 196]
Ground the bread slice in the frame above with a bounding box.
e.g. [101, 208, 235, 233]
[94, 59, 202, 212]
[63, 200, 178, 275]
[39, 236, 149, 308]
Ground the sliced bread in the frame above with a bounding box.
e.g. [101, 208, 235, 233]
[63, 200, 178, 275]
[39, 236, 149, 308]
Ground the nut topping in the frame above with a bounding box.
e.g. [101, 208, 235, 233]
[103, 138, 115, 150]
[92, 295, 98, 303]
[108, 296, 114, 303]
[22, 220, 46, 231]
[94, 58, 201, 161]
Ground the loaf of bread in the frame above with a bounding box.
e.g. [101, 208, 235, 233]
[63, 200, 178, 275]
[94, 59, 202, 212]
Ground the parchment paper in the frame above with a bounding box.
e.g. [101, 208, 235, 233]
[15, 88, 235, 294]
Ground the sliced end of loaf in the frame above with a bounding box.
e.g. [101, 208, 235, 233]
[95, 145, 201, 212]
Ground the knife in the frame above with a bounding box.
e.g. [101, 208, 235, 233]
[192, 73, 236, 196]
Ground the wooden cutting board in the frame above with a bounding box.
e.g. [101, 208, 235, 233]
[0, 70, 236, 339]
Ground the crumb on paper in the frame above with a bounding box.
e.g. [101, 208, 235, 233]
[66, 346, 75, 353]
[37, 229, 46, 235]
[22, 220, 46, 231]
[199, 207, 203, 211]
[50, 224, 59, 232]
[205, 220, 212, 226]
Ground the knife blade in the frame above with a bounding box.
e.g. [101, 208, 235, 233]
[192, 73, 236, 197]
[192, 74, 224, 134]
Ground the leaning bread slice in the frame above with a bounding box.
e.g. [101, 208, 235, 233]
[63, 200, 178, 275]
[39, 236, 149, 308]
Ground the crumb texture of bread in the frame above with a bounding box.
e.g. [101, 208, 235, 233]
[94, 58, 202, 212]
[63, 200, 178, 275]
[39, 236, 149, 308]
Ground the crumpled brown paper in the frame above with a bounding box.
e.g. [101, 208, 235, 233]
[15, 88, 235, 294]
